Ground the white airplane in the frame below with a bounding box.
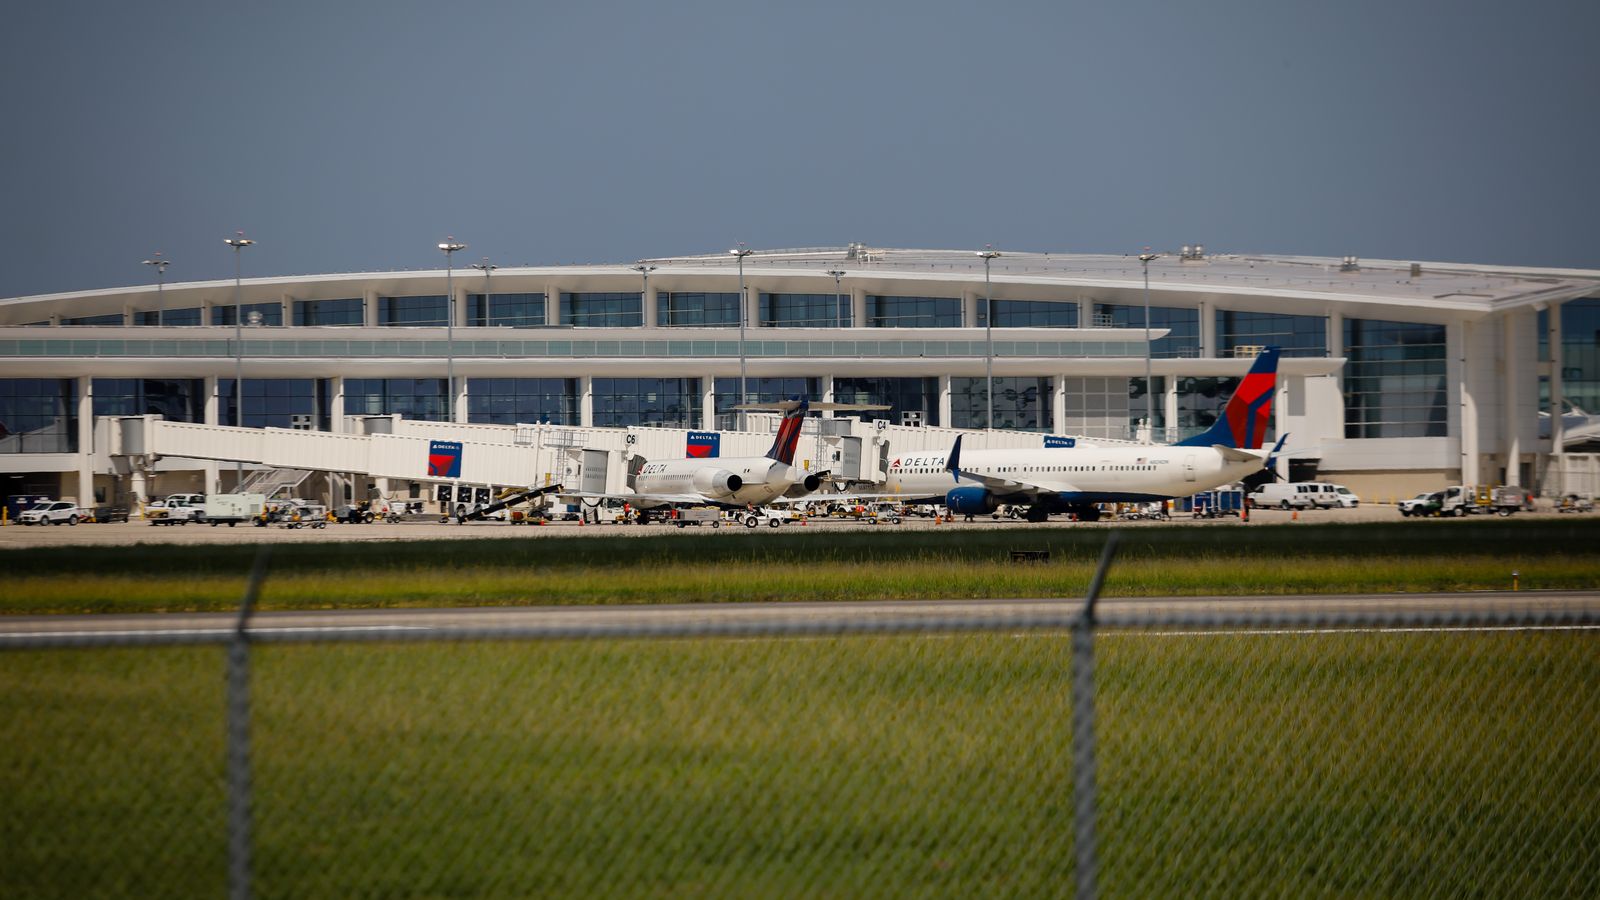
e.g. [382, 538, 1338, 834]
[567, 398, 887, 514]
[880, 347, 1284, 522]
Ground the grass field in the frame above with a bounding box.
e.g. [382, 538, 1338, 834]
[4, 518, 1599, 614]
[2, 630, 1595, 897]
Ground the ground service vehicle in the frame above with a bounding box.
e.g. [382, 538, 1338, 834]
[673, 507, 722, 528]
[1248, 482, 1315, 510]
[89, 506, 130, 523]
[203, 493, 266, 526]
[19, 500, 81, 526]
[1438, 485, 1525, 517]
[739, 508, 790, 528]
[147, 494, 206, 525]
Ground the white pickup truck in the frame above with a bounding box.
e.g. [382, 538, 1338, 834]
[147, 493, 207, 525]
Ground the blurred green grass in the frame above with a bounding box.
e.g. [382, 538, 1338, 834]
[5, 519, 1599, 614]
[2, 631, 1594, 897]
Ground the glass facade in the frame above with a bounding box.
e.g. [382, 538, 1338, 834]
[714, 377, 820, 429]
[218, 379, 324, 429]
[1343, 319, 1448, 438]
[92, 378, 205, 423]
[61, 313, 125, 326]
[1216, 310, 1327, 357]
[1128, 376, 1167, 434]
[467, 378, 576, 425]
[468, 293, 546, 328]
[345, 378, 448, 422]
[1093, 304, 1200, 358]
[831, 377, 940, 426]
[760, 293, 850, 328]
[951, 377, 1053, 431]
[379, 295, 448, 327]
[1175, 376, 1252, 442]
[592, 378, 700, 428]
[1540, 298, 1600, 415]
[867, 295, 961, 328]
[0, 379, 77, 453]
[1061, 377, 1131, 441]
[560, 292, 643, 327]
[135, 308, 203, 326]
[293, 299, 364, 327]
[979, 299, 1079, 328]
[212, 302, 285, 327]
[657, 292, 740, 327]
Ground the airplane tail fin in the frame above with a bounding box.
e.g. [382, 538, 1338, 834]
[1173, 346, 1281, 450]
[944, 434, 964, 481]
[764, 398, 809, 464]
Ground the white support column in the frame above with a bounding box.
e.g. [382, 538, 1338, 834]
[328, 376, 346, 433]
[1078, 298, 1093, 327]
[820, 374, 835, 419]
[1164, 377, 1180, 443]
[453, 283, 468, 328]
[1328, 310, 1345, 358]
[961, 290, 979, 328]
[547, 286, 561, 326]
[1457, 320, 1480, 485]
[280, 292, 293, 326]
[75, 377, 94, 506]
[1548, 301, 1565, 455]
[363, 289, 380, 327]
[1052, 376, 1067, 435]
[1198, 299, 1216, 358]
[938, 374, 953, 428]
[642, 284, 657, 328]
[745, 283, 761, 329]
[701, 378, 716, 430]
[453, 374, 469, 425]
[1503, 312, 1523, 486]
[851, 287, 867, 329]
[203, 375, 220, 494]
[579, 376, 594, 427]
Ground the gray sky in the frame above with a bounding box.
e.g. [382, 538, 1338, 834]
[3, 0, 1596, 297]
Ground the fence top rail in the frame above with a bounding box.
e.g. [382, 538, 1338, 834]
[2, 595, 1597, 650]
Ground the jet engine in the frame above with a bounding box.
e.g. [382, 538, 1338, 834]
[691, 468, 742, 498]
[782, 472, 825, 499]
[945, 486, 1001, 516]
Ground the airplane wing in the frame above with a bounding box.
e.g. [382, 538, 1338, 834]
[559, 489, 715, 506]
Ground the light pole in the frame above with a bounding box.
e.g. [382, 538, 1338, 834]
[825, 269, 846, 329]
[142, 253, 170, 326]
[438, 237, 466, 424]
[1138, 247, 1159, 442]
[632, 263, 656, 324]
[224, 232, 254, 486]
[730, 245, 753, 430]
[978, 246, 1001, 430]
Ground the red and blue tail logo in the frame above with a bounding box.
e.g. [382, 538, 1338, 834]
[1174, 347, 1280, 450]
[764, 399, 808, 464]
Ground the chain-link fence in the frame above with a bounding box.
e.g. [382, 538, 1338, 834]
[2, 540, 1597, 898]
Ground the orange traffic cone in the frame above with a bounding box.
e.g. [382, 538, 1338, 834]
[1291, 509, 1298, 522]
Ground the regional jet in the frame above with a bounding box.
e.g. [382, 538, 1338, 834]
[565, 398, 887, 515]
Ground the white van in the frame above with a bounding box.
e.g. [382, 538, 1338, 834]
[1248, 482, 1314, 509]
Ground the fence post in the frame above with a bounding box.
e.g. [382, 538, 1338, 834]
[228, 548, 272, 900]
[1073, 531, 1119, 900]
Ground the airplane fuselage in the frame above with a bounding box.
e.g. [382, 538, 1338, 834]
[633, 457, 812, 507]
[884, 443, 1265, 505]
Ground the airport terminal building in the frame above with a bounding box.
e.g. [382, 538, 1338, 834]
[1, 246, 1597, 509]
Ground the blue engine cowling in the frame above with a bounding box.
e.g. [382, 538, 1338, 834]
[946, 486, 1001, 516]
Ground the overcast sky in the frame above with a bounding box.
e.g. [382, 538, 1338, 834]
[2, 0, 1596, 297]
